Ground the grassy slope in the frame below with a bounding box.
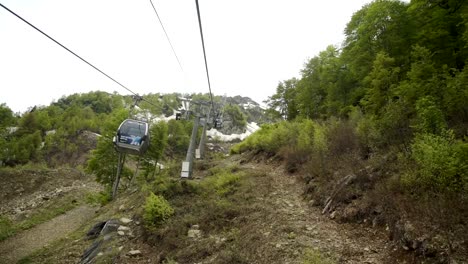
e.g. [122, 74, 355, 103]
[18, 151, 399, 264]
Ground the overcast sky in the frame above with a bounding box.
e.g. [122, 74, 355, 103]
[0, 0, 375, 113]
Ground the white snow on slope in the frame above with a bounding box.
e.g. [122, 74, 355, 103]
[207, 122, 260, 142]
[149, 113, 260, 142]
[151, 113, 177, 123]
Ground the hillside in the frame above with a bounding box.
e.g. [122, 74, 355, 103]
[1, 0, 467, 263]
[0, 148, 411, 264]
[0, 92, 269, 263]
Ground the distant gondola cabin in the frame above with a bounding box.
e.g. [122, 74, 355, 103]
[214, 118, 223, 129]
[113, 119, 150, 155]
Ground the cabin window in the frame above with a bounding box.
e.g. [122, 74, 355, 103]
[119, 121, 145, 146]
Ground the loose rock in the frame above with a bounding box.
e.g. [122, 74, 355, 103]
[127, 250, 142, 256]
[120, 217, 132, 224]
[118, 225, 130, 231]
[188, 229, 202, 238]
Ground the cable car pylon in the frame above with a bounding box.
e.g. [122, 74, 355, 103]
[196, 106, 211, 160]
[180, 99, 212, 178]
[181, 115, 199, 179]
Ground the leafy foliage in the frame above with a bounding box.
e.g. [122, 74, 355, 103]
[223, 104, 247, 129]
[404, 131, 468, 192]
[141, 121, 169, 180]
[231, 121, 320, 155]
[261, 0, 468, 197]
[265, 78, 299, 120]
[143, 192, 174, 228]
[86, 108, 131, 185]
[266, 0, 467, 134]
[0, 92, 130, 166]
[0, 103, 16, 128]
[166, 119, 192, 156]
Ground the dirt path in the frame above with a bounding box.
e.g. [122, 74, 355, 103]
[242, 162, 391, 263]
[0, 205, 97, 264]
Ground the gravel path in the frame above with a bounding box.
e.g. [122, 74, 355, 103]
[241, 162, 391, 263]
[0, 205, 97, 264]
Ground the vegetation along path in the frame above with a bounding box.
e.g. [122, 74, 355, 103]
[0, 205, 97, 264]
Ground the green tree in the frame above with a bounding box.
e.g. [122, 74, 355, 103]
[86, 109, 131, 185]
[224, 104, 248, 128]
[444, 63, 468, 130]
[166, 119, 191, 156]
[54, 91, 124, 114]
[409, 0, 468, 70]
[11, 131, 42, 164]
[361, 52, 400, 115]
[141, 121, 169, 180]
[0, 104, 15, 128]
[296, 46, 352, 119]
[16, 111, 39, 136]
[342, 0, 411, 82]
[266, 78, 299, 120]
[414, 96, 447, 135]
[0, 104, 15, 165]
[296, 56, 326, 119]
[395, 46, 439, 105]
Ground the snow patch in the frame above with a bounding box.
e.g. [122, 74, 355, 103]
[207, 122, 260, 142]
[151, 113, 177, 123]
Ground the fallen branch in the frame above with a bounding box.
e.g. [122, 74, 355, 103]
[322, 173, 356, 215]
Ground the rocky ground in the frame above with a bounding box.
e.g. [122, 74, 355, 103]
[0, 150, 450, 263]
[0, 205, 98, 263]
[0, 167, 102, 263]
[0, 168, 100, 220]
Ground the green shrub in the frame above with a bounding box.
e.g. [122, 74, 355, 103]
[403, 130, 468, 192]
[202, 170, 243, 197]
[142, 160, 200, 198]
[414, 96, 446, 135]
[231, 121, 313, 155]
[355, 114, 381, 153]
[312, 122, 328, 154]
[296, 119, 315, 153]
[214, 173, 242, 196]
[376, 100, 412, 148]
[143, 192, 174, 228]
[231, 123, 279, 153]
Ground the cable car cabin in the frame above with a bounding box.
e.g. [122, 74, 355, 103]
[113, 119, 150, 155]
[214, 118, 223, 129]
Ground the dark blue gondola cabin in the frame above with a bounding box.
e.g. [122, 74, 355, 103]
[214, 118, 223, 129]
[114, 119, 150, 155]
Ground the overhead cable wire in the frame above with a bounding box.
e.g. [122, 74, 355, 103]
[194, 0, 215, 112]
[0, 2, 158, 108]
[149, 0, 184, 72]
[149, 0, 194, 105]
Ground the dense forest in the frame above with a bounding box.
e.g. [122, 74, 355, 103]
[232, 0, 468, 260]
[258, 0, 468, 191]
[0, 92, 255, 168]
